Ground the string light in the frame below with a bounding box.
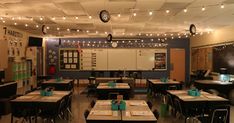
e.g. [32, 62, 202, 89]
[133, 13, 136, 16]
[25, 24, 28, 27]
[12, 17, 15, 20]
[14, 22, 17, 25]
[202, 6, 206, 11]
[67, 29, 70, 31]
[75, 16, 79, 19]
[18, 17, 22, 20]
[40, 17, 43, 21]
[118, 14, 121, 17]
[46, 26, 50, 29]
[149, 11, 153, 16]
[57, 27, 60, 30]
[63, 16, 66, 20]
[52, 17, 56, 20]
[183, 9, 187, 13]
[77, 29, 79, 32]
[30, 17, 33, 21]
[96, 31, 98, 34]
[166, 10, 170, 13]
[2, 20, 5, 23]
[89, 16, 92, 19]
[0, 17, 3, 20]
[36, 25, 39, 28]
[86, 30, 89, 33]
[220, 4, 224, 9]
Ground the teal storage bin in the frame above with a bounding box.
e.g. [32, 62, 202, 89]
[119, 100, 126, 110]
[188, 89, 201, 96]
[108, 82, 116, 87]
[111, 103, 119, 110]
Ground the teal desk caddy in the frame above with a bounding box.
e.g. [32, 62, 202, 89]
[188, 89, 200, 96]
[108, 82, 116, 87]
[56, 77, 62, 82]
[40, 90, 53, 96]
[160, 77, 168, 83]
[119, 100, 126, 110]
[111, 100, 119, 110]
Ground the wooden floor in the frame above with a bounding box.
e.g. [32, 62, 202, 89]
[1, 86, 234, 123]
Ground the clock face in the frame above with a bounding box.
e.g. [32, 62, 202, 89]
[107, 34, 112, 42]
[100, 10, 110, 23]
[189, 24, 196, 35]
[42, 25, 47, 35]
[111, 42, 118, 48]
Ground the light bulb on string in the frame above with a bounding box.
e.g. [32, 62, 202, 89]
[221, 4, 224, 9]
[133, 13, 136, 16]
[118, 14, 121, 17]
[166, 10, 170, 13]
[202, 6, 206, 11]
[183, 9, 187, 13]
[149, 11, 153, 16]
[36, 25, 39, 28]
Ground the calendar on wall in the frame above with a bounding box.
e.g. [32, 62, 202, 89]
[59, 49, 79, 71]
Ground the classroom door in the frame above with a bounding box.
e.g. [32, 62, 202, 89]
[170, 48, 185, 82]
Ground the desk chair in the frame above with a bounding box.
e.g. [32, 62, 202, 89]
[147, 101, 153, 110]
[84, 109, 90, 123]
[90, 100, 96, 108]
[166, 94, 175, 116]
[153, 109, 160, 120]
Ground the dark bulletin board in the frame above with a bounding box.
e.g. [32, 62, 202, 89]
[213, 44, 234, 74]
[59, 49, 79, 71]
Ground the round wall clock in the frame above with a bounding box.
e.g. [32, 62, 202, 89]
[107, 34, 112, 42]
[99, 10, 111, 23]
[189, 24, 196, 35]
[42, 25, 47, 35]
[111, 42, 118, 48]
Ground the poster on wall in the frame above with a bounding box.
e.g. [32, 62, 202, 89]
[59, 49, 79, 71]
[154, 53, 167, 70]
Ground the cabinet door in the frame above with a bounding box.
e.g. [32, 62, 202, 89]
[0, 39, 8, 69]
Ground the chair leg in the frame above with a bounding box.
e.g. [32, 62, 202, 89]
[11, 115, 13, 123]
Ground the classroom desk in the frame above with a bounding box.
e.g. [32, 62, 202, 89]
[41, 79, 74, 91]
[95, 77, 134, 84]
[147, 79, 182, 95]
[96, 83, 131, 100]
[87, 100, 157, 123]
[194, 80, 234, 103]
[11, 91, 71, 123]
[167, 90, 230, 123]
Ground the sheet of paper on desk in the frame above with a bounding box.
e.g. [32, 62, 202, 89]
[96, 101, 111, 105]
[131, 111, 153, 116]
[91, 110, 112, 116]
[129, 101, 146, 106]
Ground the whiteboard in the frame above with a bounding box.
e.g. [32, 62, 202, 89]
[107, 49, 137, 70]
[92, 49, 108, 70]
[136, 49, 167, 70]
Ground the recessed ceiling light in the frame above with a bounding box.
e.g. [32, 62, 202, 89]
[221, 4, 224, 9]
[57, 27, 60, 30]
[118, 14, 121, 17]
[133, 13, 136, 16]
[14, 22, 17, 25]
[183, 9, 187, 13]
[89, 16, 92, 19]
[166, 10, 170, 13]
[202, 7, 206, 11]
[149, 11, 153, 16]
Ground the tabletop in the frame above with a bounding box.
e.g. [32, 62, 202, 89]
[95, 77, 134, 80]
[195, 80, 233, 85]
[148, 79, 181, 85]
[42, 79, 73, 84]
[11, 90, 71, 103]
[167, 90, 228, 102]
[87, 100, 121, 121]
[122, 100, 157, 121]
[87, 100, 157, 121]
[97, 83, 130, 89]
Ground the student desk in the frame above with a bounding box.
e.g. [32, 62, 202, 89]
[87, 100, 157, 123]
[96, 83, 131, 100]
[41, 79, 74, 91]
[167, 90, 230, 123]
[147, 79, 182, 95]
